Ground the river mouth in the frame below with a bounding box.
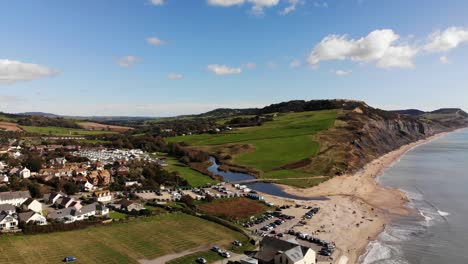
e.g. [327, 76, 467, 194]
[207, 157, 328, 201]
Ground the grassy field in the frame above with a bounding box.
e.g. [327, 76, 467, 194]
[167, 250, 223, 264]
[162, 154, 219, 187]
[169, 110, 337, 179]
[20, 126, 115, 136]
[0, 213, 247, 264]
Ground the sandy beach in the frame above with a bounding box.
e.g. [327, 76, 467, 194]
[258, 130, 459, 264]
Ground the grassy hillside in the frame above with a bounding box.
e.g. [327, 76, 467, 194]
[0, 213, 248, 264]
[162, 154, 219, 187]
[169, 110, 337, 179]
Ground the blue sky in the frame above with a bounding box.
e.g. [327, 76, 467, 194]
[1, 0, 468, 116]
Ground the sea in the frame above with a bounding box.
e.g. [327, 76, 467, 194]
[360, 128, 468, 264]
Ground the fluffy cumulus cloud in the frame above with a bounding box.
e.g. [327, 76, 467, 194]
[207, 0, 280, 15]
[207, 64, 242, 75]
[424, 27, 468, 52]
[167, 73, 183, 80]
[149, 0, 165, 6]
[117, 56, 138, 67]
[333, 69, 352, 76]
[308, 29, 418, 69]
[0, 59, 56, 84]
[146, 37, 165, 46]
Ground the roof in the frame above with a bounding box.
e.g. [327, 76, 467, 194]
[0, 191, 31, 202]
[0, 204, 15, 212]
[284, 246, 305, 263]
[23, 198, 37, 206]
[18, 211, 36, 222]
[256, 237, 310, 263]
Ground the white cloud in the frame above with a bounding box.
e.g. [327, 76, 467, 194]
[333, 70, 352, 76]
[207, 0, 245, 7]
[207, 64, 242, 75]
[117, 56, 138, 67]
[243, 62, 257, 69]
[207, 0, 280, 15]
[425, 27, 468, 52]
[308, 29, 419, 69]
[147, 37, 165, 46]
[290, 59, 301, 68]
[149, 0, 165, 6]
[280, 0, 303, 15]
[0, 59, 56, 84]
[167, 73, 183, 80]
[440, 55, 450, 64]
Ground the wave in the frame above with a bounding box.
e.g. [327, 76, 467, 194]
[437, 210, 450, 217]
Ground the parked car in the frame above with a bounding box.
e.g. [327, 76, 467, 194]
[233, 240, 243, 247]
[63, 256, 77, 262]
[220, 251, 231, 258]
[196, 257, 207, 264]
[211, 246, 220, 253]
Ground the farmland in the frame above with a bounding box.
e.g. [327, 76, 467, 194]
[78, 122, 133, 132]
[169, 110, 337, 179]
[199, 197, 268, 220]
[0, 213, 247, 264]
[20, 126, 115, 136]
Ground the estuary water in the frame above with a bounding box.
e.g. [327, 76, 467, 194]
[360, 129, 468, 264]
[207, 156, 328, 201]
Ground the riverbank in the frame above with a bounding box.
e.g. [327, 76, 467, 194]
[259, 129, 462, 263]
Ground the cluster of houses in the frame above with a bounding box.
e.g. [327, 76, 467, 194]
[71, 148, 157, 165]
[0, 191, 47, 232]
[0, 190, 114, 232]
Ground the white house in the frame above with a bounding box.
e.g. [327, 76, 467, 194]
[18, 211, 47, 225]
[13, 151, 21, 159]
[21, 198, 43, 214]
[0, 175, 8, 184]
[48, 203, 108, 223]
[43, 192, 64, 205]
[0, 213, 18, 232]
[19, 167, 31, 179]
[0, 191, 31, 206]
[93, 190, 112, 203]
[83, 181, 94, 191]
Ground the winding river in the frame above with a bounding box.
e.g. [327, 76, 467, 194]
[207, 157, 328, 201]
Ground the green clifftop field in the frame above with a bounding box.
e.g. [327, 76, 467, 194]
[167, 100, 468, 188]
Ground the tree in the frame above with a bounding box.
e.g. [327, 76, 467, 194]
[28, 183, 42, 198]
[180, 194, 195, 209]
[23, 155, 43, 172]
[63, 182, 79, 195]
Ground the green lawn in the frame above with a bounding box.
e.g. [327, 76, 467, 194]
[168, 250, 223, 264]
[108, 211, 126, 220]
[163, 154, 219, 187]
[168, 110, 337, 178]
[20, 126, 115, 136]
[0, 213, 248, 264]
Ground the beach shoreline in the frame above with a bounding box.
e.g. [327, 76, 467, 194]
[259, 128, 465, 264]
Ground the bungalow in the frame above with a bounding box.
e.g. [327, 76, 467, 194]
[18, 211, 47, 225]
[0, 204, 16, 215]
[0, 213, 18, 232]
[55, 196, 82, 210]
[48, 203, 108, 223]
[0, 191, 31, 206]
[21, 198, 43, 214]
[255, 237, 317, 264]
[93, 190, 112, 203]
[19, 167, 31, 179]
[116, 200, 145, 212]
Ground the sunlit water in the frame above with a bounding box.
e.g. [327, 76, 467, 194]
[360, 129, 468, 264]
